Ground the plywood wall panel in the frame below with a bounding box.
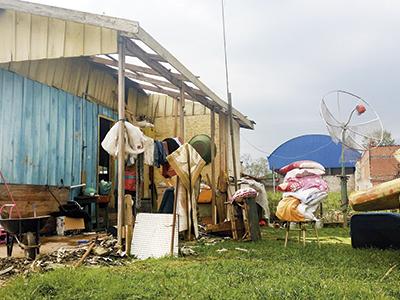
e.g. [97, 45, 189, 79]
[84, 24, 101, 55]
[30, 15, 48, 60]
[15, 12, 31, 61]
[47, 18, 65, 58]
[64, 21, 84, 57]
[0, 10, 117, 63]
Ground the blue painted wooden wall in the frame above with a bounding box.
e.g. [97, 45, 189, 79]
[0, 68, 117, 190]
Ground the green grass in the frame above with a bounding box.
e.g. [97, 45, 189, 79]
[2, 227, 400, 299]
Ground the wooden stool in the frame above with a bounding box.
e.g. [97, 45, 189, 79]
[284, 221, 320, 248]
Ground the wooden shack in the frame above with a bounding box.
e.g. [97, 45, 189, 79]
[0, 0, 254, 228]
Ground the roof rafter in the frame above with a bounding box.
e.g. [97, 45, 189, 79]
[124, 37, 217, 111]
[90, 56, 186, 81]
[133, 27, 254, 129]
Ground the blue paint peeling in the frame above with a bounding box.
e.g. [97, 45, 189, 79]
[0, 69, 117, 190]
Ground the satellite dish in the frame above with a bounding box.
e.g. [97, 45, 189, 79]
[321, 90, 383, 151]
[320, 90, 384, 225]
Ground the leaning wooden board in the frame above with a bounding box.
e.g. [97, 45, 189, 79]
[349, 178, 400, 211]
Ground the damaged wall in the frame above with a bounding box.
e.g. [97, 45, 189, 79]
[0, 57, 144, 111]
[0, 68, 117, 191]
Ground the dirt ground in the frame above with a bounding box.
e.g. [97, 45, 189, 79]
[0, 234, 98, 258]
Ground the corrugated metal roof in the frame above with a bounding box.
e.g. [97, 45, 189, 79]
[268, 134, 361, 170]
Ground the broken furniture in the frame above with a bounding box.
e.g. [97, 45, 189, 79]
[227, 197, 261, 241]
[283, 221, 320, 248]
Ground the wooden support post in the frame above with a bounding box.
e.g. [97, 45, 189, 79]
[125, 194, 134, 256]
[173, 97, 179, 137]
[179, 85, 185, 141]
[219, 114, 227, 175]
[117, 36, 126, 246]
[228, 92, 238, 191]
[210, 109, 217, 224]
[170, 177, 180, 256]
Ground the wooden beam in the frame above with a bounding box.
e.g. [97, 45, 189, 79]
[133, 81, 195, 101]
[179, 83, 185, 141]
[125, 71, 206, 96]
[124, 38, 216, 111]
[117, 36, 126, 246]
[130, 52, 167, 63]
[210, 109, 217, 224]
[91, 56, 185, 81]
[134, 27, 254, 129]
[0, 0, 139, 36]
[173, 98, 178, 136]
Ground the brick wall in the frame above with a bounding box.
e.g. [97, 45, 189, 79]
[369, 146, 400, 185]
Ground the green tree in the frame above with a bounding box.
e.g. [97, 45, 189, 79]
[380, 130, 396, 146]
[240, 154, 270, 178]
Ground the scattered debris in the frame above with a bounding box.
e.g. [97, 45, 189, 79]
[380, 264, 398, 282]
[0, 234, 130, 283]
[216, 248, 228, 253]
[235, 247, 249, 253]
[180, 246, 198, 256]
[0, 266, 13, 276]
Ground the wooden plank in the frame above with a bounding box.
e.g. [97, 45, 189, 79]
[210, 109, 216, 224]
[83, 24, 101, 56]
[205, 221, 232, 234]
[101, 27, 117, 54]
[30, 15, 48, 60]
[0, 0, 139, 35]
[50, 59, 63, 89]
[179, 84, 185, 141]
[47, 18, 65, 58]
[246, 198, 261, 241]
[117, 36, 126, 245]
[134, 28, 254, 129]
[78, 60, 90, 97]
[35, 59, 49, 84]
[133, 82, 195, 101]
[0, 184, 69, 218]
[91, 56, 186, 81]
[64, 21, 84, 57]
[125, 71, 204, 94]
[125, 39, 216, 112]
[15, 12, 31, 61]
[61, 58, 72, 92]
[28, 60, 39, 80]
[0, 9, 15, 62]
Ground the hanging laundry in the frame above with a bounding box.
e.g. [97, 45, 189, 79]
[153, 140, 167, 167]
[101, 121, 147, 162]
[143, 137, 155, 166]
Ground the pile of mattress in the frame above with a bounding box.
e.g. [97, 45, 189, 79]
[275, 160, 328, 222]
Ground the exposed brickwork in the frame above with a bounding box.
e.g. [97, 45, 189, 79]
[369, 146, 400, 185]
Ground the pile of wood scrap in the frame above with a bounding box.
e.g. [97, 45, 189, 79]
[0, 234, 130, 284]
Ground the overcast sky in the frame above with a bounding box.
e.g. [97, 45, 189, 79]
[35, 0, 400, 159]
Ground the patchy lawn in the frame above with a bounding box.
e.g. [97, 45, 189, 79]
[2, 227, 399, 299]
